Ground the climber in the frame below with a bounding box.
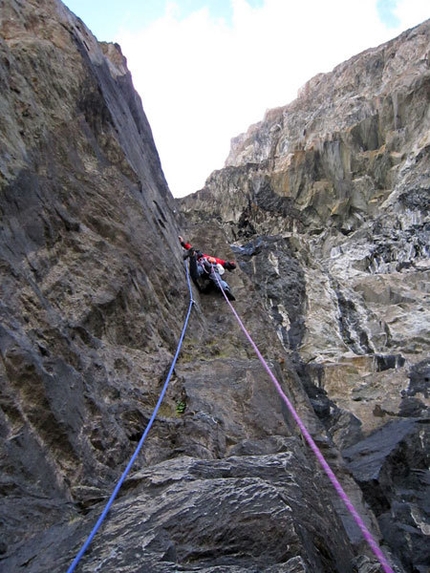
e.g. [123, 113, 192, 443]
[179, 236, 237, 301]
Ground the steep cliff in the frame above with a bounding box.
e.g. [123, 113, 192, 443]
[0, 1, 428, 572]
[180, 18, 430, 573]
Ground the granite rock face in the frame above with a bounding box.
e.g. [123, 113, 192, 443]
[0, 1, 428, 572]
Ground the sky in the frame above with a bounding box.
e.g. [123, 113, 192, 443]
[63, 1, 429, 197]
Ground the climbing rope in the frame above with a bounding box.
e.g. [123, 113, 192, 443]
[66, 261, 195, 573]
[214, 272, 395, 573]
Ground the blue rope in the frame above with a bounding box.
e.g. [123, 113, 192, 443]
[66, 261, 195, 572]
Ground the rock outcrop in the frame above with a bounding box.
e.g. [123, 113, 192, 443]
[179, 18, 430, 573]
[0, 1, 428, 572]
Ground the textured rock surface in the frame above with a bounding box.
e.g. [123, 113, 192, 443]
[0, 1, 428, 572]
[179, 18, 430, 573]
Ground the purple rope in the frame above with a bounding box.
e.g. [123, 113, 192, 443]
[215, 273, 394, 573]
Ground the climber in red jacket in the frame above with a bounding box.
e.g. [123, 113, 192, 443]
[179, 236, 237, 300]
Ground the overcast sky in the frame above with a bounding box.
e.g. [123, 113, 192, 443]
[63, 0, 429, 197]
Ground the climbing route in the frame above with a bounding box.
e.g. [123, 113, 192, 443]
[67, 260, 395, 573]
[66, 261, 195, 573]
[214, 273, 395, 573]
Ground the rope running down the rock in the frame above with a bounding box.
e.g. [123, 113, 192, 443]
[214, 269, 395, 573]
[66, 261, 195, 573]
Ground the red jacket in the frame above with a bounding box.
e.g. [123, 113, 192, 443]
[181, 240, 228, 267]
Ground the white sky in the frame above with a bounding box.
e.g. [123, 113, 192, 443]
[64, 0, 430, 197]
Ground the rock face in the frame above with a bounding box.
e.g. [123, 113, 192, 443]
[0, 2, 428, 573]
[179, 19, 430, 573]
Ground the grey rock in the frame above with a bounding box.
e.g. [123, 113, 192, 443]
[2, 1, 429, 573]
[179, 17, 430, 573]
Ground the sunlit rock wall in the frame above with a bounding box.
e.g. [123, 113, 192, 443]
[179, 19, 430, 572]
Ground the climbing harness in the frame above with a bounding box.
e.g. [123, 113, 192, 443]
[66, 261, 195, 573]
[214, 272, 395, 573]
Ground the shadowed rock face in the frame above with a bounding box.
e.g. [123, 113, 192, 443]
[0, 1, 428, 572]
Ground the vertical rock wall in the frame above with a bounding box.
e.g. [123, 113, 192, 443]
[0, 0, 188, 559]
[1, 1, 428, 572]
[179, 19, 430, 573]
[1, 2, 389, 572]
